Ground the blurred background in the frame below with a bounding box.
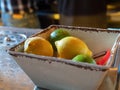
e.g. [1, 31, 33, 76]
[1, 0, 120, 29]
[107, 0, 120, 28]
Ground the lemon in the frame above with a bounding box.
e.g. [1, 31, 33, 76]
[49, 29, 70, 50]
[55, 36, 92, 59]
[24, 37, 53, 56]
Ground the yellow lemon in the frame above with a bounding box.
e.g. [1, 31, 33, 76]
[55, 36, 92, 59]
[24, 37, 53, 56]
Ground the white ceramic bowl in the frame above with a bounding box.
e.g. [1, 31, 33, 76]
[8, 25, 120, 90]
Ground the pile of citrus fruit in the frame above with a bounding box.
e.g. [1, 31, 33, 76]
[24, 28, 96, 64]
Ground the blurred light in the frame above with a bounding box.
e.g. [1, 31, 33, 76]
[107, 5, 116, 10]
[53, 13, 60, 20]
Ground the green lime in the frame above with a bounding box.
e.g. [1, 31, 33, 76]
[49, 29, 70, 50]
[72, 54, 96, 64]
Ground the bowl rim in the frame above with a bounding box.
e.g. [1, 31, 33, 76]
[20, 25, 120, 38]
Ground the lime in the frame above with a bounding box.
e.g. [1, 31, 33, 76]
[24, 37, 53, 56]
[72, 54, 96, 64]
[49, 29, 70, 50]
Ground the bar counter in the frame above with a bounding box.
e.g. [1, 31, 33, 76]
[0, 48, 35, 90]
[0, 26, 119, 90]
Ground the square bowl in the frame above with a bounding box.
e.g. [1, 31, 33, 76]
[8, 25, 120, 90]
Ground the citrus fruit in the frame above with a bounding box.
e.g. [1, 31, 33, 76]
[49, 29, 70, 50]
[72, 54, 96, 64]
[55, 36, 92, 59]
[24, 37, 53, 56]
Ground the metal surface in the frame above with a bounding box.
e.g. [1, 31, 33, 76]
[0, 26, 41, 49]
